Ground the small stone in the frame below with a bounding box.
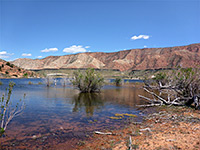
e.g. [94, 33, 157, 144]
[165, 139, 176, 142]
[32, 135, 37, 139]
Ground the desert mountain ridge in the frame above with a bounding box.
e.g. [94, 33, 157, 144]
[11, 43, 200, 71]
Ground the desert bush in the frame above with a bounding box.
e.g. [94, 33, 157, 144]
[23, 73, 28, 78]
[10, 64, 14, 68]
[71, 68, 104, 93]
[13, 74, 18, 77]
[140, 67, 200, 109]
[0, 82, 25, 137]
[6, 62, 10, 66]
[5, 62, 13, 68]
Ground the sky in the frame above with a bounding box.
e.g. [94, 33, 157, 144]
[0, 0, 199, 61]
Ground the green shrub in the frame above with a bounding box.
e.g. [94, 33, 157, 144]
[71, 68, 104, 93]
[6, 62, 11, 66]
[114, 77, 122, 86]
[18, 68, 21, 72]
[13, 74, 18, 77]
[5, 62, 14, 68]
[10, 64, 14, 68]
[23, 73, 28, 78]
[1, 64, 4, 68]
[5, 71, 9, 74]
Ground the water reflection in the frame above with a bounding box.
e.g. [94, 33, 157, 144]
[102, 84, 148, 107]
[72, 93, 104, 116]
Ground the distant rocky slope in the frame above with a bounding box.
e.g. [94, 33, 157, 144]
[0, 59, 38, 78]
[12, 43, 200, 71]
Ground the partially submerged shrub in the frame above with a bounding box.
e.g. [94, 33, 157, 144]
[38, 82, 43, 85]
[114, 77, 122, 86]
[0, 82, 25, 137]
[71, 68, 104, 93]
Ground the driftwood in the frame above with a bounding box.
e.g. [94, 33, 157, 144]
[138, 68, 200, 109]
[139, 128, 152, 132]
[94, 131, 112, 135]
[128, 136, 132, 150]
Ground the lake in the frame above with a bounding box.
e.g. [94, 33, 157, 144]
[0, 78, 147, 149]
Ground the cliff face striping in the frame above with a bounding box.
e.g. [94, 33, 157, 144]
[11, 43, 200, 71]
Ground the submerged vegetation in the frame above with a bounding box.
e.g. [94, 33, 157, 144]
[43, 77, 54, 87]
[38, 82, 43, 85]
[109, 113, 137, 120]
[28, 81, 33, 85]
[71, 68, 104, 93]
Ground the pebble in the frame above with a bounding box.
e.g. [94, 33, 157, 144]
[32, 135, 37, 139]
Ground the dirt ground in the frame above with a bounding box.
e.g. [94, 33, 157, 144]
[78, 106, 200, 150]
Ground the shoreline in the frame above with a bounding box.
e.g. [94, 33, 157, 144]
[78, 106, 200, 150]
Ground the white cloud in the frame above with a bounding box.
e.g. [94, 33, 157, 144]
[85, 46, 90, 49]
[0, 51, 14, 59]
[0, 51, 7, 55]
[22, 53, 32, 57]
[63, 45, 87, 53]
[131, 35, 150, 40]
[37, 56, 43, 58]
[41, 48, 58, 53]
[144, 45, 147, 48]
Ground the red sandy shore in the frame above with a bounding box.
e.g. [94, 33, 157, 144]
[78, 106, 200, 150]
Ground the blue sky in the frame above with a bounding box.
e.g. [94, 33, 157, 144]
[0, 0, 199, 60]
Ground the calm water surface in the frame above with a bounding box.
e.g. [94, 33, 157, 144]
[0, 78, 146, 149]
